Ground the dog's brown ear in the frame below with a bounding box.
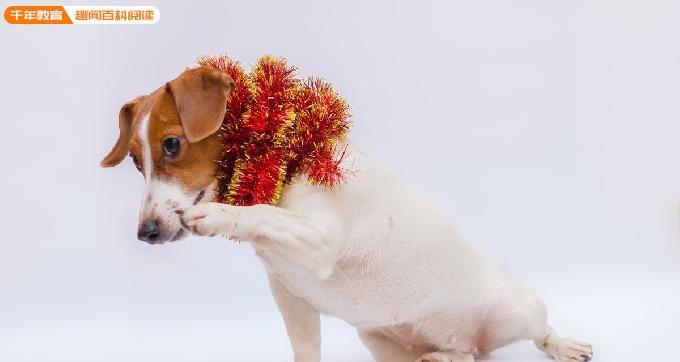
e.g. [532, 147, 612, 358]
[167, 68, 234, 143]
[100, 96, 146, 168]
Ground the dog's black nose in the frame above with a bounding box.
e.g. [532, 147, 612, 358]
[138, 220, 160, 243]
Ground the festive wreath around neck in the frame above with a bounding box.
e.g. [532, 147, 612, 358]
[194, 54, 351, 206]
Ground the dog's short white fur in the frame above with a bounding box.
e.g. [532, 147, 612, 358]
[141, 122, 592, 362]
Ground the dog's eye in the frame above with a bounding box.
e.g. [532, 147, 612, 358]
[162, 137, 181, 158]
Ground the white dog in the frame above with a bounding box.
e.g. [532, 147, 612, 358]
[101, 67, 593, 362]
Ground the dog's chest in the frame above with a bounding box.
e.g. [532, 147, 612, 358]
[257, 245, 403, 327]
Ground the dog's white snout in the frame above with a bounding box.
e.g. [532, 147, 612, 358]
[138, 179, 206, 243]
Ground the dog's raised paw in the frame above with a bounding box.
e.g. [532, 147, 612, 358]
[178, 202, 237, 237]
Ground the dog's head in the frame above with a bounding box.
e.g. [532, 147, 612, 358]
[101, 68, 234, 244]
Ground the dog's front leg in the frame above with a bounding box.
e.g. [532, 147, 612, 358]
[178, 202, 339, 279]
[268, 274, 321, 362]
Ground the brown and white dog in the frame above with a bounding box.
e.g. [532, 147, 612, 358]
[101, 67, 593, 362]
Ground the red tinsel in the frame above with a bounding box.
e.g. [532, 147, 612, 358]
[195, 54, 351, 206]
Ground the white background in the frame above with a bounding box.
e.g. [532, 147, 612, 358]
[1, 1, 679, 361]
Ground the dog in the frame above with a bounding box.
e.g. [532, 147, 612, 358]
[101, 67, 593, 362]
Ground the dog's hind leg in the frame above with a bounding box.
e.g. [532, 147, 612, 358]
[480, 285, 593, 362]
[358, 329, 429, 362]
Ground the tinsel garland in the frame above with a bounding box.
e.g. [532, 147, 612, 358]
[194, 54, 351, 206]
